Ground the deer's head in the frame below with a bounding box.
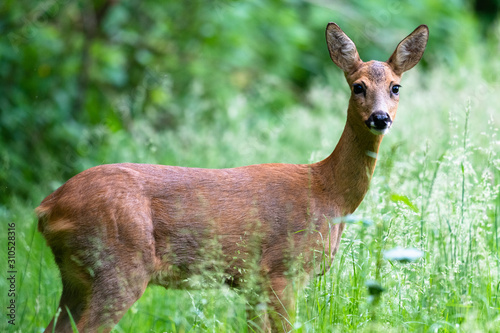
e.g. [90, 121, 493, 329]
[326, 23, 429, 136]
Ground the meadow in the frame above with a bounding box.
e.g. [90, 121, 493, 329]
[2, 64, 500, 332]
[1, 1, 500, 332]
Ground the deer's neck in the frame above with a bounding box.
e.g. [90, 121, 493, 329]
[313, 114, 383, 215]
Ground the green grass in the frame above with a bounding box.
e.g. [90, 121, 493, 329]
[1, 65, 499, 332]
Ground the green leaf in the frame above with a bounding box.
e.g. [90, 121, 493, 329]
[390, 194, 419, 213]
[66, 306, 80, 333]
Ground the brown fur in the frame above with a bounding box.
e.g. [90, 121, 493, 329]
[37, 23, 428, 332]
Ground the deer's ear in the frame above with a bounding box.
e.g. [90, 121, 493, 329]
[388, 25, 429, 76]
[326, 23, 362, 73]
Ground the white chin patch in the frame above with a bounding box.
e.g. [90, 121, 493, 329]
[369, 127, 391, 136]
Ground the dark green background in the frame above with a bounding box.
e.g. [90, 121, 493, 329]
[1, 0, 498, 202]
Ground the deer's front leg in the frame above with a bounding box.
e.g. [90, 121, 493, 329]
[266, 273, 295, 332]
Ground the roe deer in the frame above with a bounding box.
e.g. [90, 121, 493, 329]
[37, 23, 428, 332]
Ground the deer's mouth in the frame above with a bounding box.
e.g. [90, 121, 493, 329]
[365, 111, 392, 135]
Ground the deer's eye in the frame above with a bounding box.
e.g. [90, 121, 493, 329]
[353, 84, 364, 94]
[392, 85, 401, 95]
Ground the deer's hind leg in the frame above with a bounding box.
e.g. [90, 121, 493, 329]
[43, 234, 152, 332]
[45, 267, 149, 333]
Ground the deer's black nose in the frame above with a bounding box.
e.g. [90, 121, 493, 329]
[365, 111, 392, 135]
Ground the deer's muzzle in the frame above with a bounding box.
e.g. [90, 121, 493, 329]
[365, 111, 392, 135]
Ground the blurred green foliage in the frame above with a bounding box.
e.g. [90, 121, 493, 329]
[0, 0, 497, 202]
